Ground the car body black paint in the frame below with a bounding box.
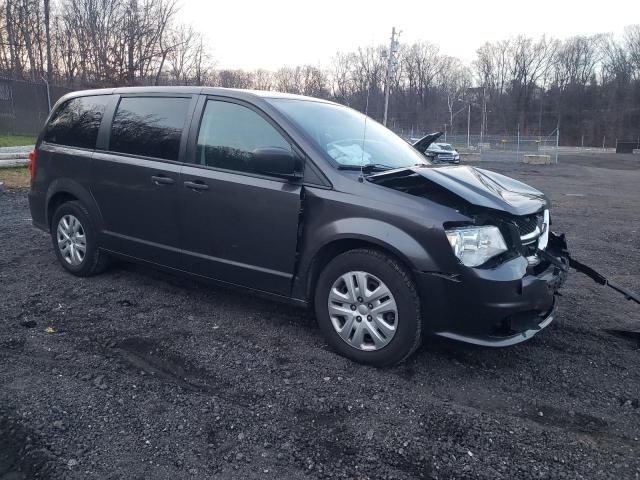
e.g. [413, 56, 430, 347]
[29, 86, 568, 347]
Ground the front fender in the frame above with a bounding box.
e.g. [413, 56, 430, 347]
[313, 217, 437, 271]
[293, 216, 442, 301]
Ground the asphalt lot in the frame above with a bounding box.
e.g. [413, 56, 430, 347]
[1, 153, 639, 479]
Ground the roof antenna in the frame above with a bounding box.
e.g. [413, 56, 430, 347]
[359, 83, 370, 183]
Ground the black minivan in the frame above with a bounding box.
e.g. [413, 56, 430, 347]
[29, 87, 569, 366]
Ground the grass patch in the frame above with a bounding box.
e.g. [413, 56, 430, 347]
[0, 167, 30, 189]
[0, 134, 36, 148]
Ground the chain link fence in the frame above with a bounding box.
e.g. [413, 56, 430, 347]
[443, 131, 560, 162]
[394, 127, 567, 163]
[392, 123, 640, 163]
[0, 79, 635, 160]
[0, 77, 71, 136]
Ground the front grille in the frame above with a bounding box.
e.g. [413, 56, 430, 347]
[492, 210, 549, 266]
[508, 211, 548, 264]
[512, 215, 540, 237]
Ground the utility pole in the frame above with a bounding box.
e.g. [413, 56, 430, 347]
[383, 27, 400, 127]
[44, 0, 52, 83]
[517, 123, 520, 161]
[480, 86, 486, 149]
[555, 123, 559, 164]
[467, 104, 471, 149]
[40, 75, 51, 112]
[538, 89, 543, 137]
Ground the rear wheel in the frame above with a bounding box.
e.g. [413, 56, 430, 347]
[314, 249, 422, 366]
[51, 201, 109, 277]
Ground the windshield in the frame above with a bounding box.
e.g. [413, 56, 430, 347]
[438, 144, 454, 151]
[268, 99, 429, 170]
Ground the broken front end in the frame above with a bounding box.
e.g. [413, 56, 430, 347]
[369, 166, 571, 346]
[420, 216, 569, 346]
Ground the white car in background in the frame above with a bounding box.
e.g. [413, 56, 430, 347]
[412, 132, 461, 164]
[427, 142, 460, 164]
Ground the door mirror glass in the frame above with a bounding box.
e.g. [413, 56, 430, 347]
[250, 147, 301, 179]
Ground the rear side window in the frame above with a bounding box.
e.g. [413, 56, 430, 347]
[43, 95, 109, 149]
[110, 97, 190, 161]
[196, 100, 291, 173]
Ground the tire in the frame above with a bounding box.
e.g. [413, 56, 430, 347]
[314, 249, 422, 366]
[50, 200, 109, 277]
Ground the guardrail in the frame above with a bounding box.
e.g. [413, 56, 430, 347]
[0, 151, 29, 168]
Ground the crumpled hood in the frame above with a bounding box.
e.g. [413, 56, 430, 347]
[371, 165, 548, 216]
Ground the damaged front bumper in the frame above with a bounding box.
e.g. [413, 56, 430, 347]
[417, 232, 570, 347]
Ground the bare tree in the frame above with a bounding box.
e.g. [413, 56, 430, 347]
[330, 52, 356, 103]
[439, 57, 472, 134]
[0, 6, 637, 146]
[623, 25, 640, 79]
[216, 69, 252, 89]
[273, 67, 303, 93]
[252, 69, 273, 90]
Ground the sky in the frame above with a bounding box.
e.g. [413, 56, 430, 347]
[180, 0, 640, 70]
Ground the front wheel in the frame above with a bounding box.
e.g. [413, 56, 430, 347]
[314, 249, 422, 366]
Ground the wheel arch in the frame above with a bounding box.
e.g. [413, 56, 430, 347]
[46, 179, 103, 231]
[293, 214, 440, 303]
[299, 235, 422, 304]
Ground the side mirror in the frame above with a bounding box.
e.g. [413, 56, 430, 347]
[250, 147, 302, 180]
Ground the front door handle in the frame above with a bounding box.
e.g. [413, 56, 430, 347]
[151, 175, 175, 185]
[184, 180, 209, 191]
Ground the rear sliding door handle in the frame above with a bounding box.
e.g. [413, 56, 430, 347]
[183, 180, 209, 191]
[151, 175, 175, 185]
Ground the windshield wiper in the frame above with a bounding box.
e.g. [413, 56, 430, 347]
[337, 163, 395, 173]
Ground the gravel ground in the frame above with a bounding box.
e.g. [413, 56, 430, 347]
[1, 153, 639, 480]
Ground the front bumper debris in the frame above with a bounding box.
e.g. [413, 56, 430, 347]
[435, 298, 558, 347]
[543, 232, 640, 305]
[416, 231, 570, 346]
[418, 230, 639, 348]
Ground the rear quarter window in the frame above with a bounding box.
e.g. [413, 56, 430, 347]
[109, 97, 190, 161]
[43, 95, 109, 149]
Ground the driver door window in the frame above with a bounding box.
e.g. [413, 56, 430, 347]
[196, 100, 291, 174]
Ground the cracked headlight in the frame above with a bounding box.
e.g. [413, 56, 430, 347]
[445, 226, 508, 267]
